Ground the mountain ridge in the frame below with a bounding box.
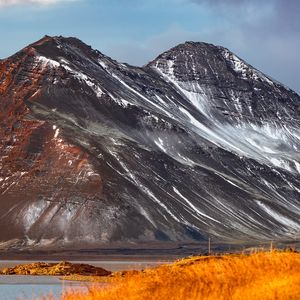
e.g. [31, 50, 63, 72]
[0, 36, 300, 251]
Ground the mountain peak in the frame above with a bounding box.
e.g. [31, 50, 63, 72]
[147, 40, 281, 90]
[29, 35, 90, 49]
[178, 40, 218, 49]
[27, 35, 99, 58]
[150, 41, 220, 62]
[1, 36, 300, 250]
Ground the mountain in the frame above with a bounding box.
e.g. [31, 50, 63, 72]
[0, 36, 300, 251]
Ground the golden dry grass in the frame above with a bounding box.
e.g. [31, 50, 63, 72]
[62, 251, 300, 300]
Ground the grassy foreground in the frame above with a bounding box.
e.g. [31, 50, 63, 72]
[62, 251, 300, 300]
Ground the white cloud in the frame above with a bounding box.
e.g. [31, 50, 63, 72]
[0, 0, 76, 6]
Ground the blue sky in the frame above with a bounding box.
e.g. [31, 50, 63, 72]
[0, 0, 299, 92]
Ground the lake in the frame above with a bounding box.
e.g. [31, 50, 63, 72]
[0, 260, 166, 300]
[0, 275, 88, 300]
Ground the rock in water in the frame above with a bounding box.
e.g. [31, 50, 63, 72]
[0, 261, 111, 276]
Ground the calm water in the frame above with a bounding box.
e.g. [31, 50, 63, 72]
[0, 276, 87, 300]
[0, 260, 166, 300]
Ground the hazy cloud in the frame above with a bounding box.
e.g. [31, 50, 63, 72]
[190, 0, 300, 33]
[183, 0, 300, 92]
[0, 0, 76, 6]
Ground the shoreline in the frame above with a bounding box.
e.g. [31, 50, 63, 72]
[0, 239, 298, 261]
[0, 259, 170, 279]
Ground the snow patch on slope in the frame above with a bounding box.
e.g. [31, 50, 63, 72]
[173, 187, 220, 223]
[221, 49, 273, 85]
[153, 60, 209, 117]
[61, 64, 104, 97]
[36, 56, 60, 68]
[256, 201, 300, 232]
[22, 200, 49, 232]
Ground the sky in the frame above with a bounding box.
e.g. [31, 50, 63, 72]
[0, 0, 299, 92]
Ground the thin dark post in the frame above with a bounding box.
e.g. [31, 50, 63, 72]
[270, 240, 273, 252]
[208, 237, 211, 255]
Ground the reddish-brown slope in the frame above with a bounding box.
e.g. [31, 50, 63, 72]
[0, 39, 105, 248]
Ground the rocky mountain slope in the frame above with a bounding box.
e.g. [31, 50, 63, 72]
[0, 36, 300, 250]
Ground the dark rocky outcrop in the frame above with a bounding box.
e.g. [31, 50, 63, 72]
[0, 261, 111, 276]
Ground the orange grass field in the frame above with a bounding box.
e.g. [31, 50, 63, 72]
[62, 251, 300, 300]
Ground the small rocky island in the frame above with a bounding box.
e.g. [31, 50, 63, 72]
[0, 261, 111, 276]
